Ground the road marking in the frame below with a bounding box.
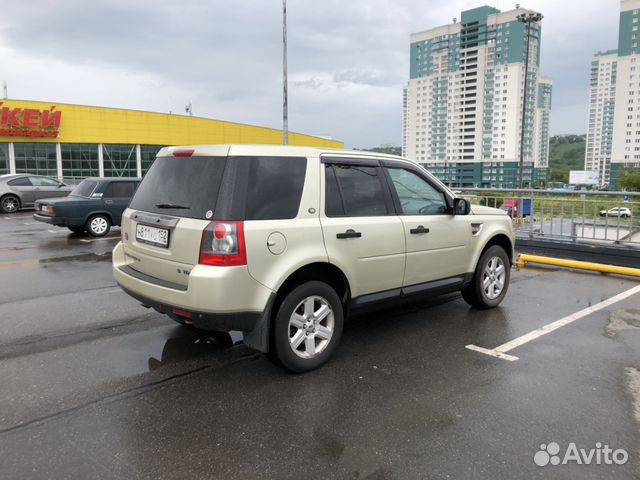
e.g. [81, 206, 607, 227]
[23, 222, 37, 225]
[466, 284, 640, 361]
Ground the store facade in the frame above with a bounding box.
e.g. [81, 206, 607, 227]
[0, 100, 342, 181]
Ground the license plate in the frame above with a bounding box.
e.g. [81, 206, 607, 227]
[136, 224, 169, 248]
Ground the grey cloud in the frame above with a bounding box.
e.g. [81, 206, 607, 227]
[0, 0, 623, 145]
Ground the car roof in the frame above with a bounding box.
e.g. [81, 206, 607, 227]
[1, 173, 49, 179]
[156, 144, 421, 167]
[83, 177, 142, 182]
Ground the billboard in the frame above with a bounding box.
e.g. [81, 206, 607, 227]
[569, 170, 599, 185]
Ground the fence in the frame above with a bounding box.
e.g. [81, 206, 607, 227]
[455, 188, 640, 247]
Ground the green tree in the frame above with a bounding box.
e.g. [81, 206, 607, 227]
[618, 171, 640, 192]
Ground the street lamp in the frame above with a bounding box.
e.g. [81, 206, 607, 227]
[516, 11, 543, 189]
[283, 0, 289, 145]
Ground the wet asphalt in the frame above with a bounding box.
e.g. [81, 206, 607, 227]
[1, 211, 640, 479]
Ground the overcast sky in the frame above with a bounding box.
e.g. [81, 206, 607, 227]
[0, 0, 621, 147]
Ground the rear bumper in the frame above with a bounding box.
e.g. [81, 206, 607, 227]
[112, 242, 276, 352]
[33, 213, 65, 225]
[118, 283, 270, 333]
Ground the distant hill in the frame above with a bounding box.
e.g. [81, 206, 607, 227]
[548, 134, 586, 183]
[359, 145, 402, 156]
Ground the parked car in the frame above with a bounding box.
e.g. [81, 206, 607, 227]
[0, 174, 73, 213]
[599, 207, 632, 218]
[113, 145, 515, 372]
[34, 178, 140, 236]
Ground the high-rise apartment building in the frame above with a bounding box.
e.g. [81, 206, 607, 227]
[403, 5, 552, 188]
[586, 0, 640, 189]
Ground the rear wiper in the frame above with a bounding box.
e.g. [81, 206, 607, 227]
[155, 203, 189, 209]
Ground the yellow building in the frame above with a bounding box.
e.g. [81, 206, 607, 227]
[0, 99, 342, 179]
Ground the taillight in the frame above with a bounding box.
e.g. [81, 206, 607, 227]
[34, 202, 40, 211]
[45, 205, 55, 215]
[199, 221, 247, 266]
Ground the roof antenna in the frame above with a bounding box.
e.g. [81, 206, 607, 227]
[185, 100, 192, 116]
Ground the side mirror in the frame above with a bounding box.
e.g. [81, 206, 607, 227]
[453, 198, 471, 215]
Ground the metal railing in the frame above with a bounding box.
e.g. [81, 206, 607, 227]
[455, 188, 640, 248]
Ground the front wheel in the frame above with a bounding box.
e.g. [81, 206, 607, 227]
[271, 281, 344, 373]
[86, 214, 111, 237]
[462, 245, 510, 309]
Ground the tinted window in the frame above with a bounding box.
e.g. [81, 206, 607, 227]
[242, 156, 307, 220]
[71, 180, 98, 197]
[387, 168, 447, 215]
[324, 165, 344, 216]
[326, 164, 388, 217]
[104, 181, 137, 198]
[30, 177, 61, 187]
[130, 156, 227, 219]
[7, 177, 32, 187]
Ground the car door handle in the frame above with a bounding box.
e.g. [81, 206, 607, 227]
[336, 229, 362, 239]
[105, 200, 113, 204]
[410, 226, 429, 234]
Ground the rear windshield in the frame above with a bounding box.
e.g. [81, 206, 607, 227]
[129, 156, 227, 219]
[70, 180, 98, 197]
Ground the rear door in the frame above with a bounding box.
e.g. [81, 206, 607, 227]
[7, 177, 35, 206]
[30, 176, 67, 201]
[237, 155, 326, 291]
[320, 158, 405, 299]
[102, 181, 138, 225]
[383, 164, 470, 285]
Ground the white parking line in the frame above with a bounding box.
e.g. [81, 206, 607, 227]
[466, 284, 640, 362]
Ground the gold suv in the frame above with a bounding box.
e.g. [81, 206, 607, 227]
[113, 145, 514, 372]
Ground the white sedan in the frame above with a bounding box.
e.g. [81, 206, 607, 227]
[599, 207, 632, 218]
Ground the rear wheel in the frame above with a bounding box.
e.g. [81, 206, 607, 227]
[1, 195, 20, 214]
[462, 245, 510, 309]
[271, 281, 343, 373]
[68, 226, 85, 234]
[86, 214, 111, 237]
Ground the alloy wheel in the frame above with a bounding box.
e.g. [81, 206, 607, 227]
[288, 295, 334, 359]
[2, 197, 18, 213]
[482, 256, 506, 300]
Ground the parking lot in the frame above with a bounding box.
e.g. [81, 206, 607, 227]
[1, 211, 640, 479]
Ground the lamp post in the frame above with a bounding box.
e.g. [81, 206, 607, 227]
[283, 0, 289, 145]
[516, 11, 543, 189]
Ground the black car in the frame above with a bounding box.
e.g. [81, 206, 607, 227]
[33, 178, 140, 237]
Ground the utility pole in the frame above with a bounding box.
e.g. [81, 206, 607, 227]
[283, 0, 289, 145]
[516, 11, 543, 189]
[2, 81, 7, 100]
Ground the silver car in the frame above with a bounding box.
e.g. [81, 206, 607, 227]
[0, 174, 73, 213]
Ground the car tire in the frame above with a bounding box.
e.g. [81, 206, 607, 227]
[622, 214, 630, 219]
[68, 226, 85, 234]
[271, 281, 343, 373]
[1, 195, 20, 214]
[462, 245, 511, 309]
[86, 214, 111, 237]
